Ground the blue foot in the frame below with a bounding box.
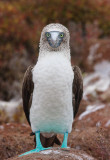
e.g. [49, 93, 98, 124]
[61, 132, 68, 148]
[19, 147, 51, 157]
[19, 131, 51, 157]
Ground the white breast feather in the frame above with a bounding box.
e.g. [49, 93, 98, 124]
[30, 53, 74, 134]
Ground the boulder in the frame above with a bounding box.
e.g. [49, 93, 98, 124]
[10, 148, 96, 160]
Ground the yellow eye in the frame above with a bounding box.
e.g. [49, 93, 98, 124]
[46, 32, 50, 37]
[60, 33, 64, 37]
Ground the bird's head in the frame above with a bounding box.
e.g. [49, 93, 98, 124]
[39, 23, 70, 54]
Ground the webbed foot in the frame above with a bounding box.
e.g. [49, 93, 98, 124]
[19, 146, 51, 157]
[19, 131, 51, 157]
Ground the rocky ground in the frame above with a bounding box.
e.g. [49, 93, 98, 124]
[0, 40, 110, 160]
[0, 101, 110, 160]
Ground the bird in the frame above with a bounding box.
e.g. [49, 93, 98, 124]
[20, 23, 83, 156]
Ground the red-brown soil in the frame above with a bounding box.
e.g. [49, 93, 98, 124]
[0, 107, 110, 160]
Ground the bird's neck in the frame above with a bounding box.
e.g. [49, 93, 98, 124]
[38, 49, 71, 61]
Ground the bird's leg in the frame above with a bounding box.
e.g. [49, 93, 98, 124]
[61, 132, 68, 148]
[19, 131, 51, 157]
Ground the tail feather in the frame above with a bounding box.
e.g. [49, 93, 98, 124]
[30, 132, 61, 148]
[40, 133, 61, 147]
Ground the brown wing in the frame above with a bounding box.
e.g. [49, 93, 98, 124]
[22, 65, 34, 124]
[73, 66, 83, 117]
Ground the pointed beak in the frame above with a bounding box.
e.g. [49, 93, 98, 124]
[46, 31, 63, 48]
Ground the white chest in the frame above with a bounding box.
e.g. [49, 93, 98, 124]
[30, 54, 74, 133]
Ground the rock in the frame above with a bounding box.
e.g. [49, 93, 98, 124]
[0, 123, 34, 160]
[69, 127, 110, 160]
[10, 148, 96, 160]
[83, 39, 110, 71]
[75, 104, 110, 129]
[99, 88, 110, 103]
[83, 60, 110, 101]
[0, 99, 25, 124]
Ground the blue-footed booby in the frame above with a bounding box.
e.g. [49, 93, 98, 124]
[20, 23, 83, 156]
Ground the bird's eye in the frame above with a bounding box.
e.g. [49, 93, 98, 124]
[46, 32, 50, 38]
[60, 33, 64, 37]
